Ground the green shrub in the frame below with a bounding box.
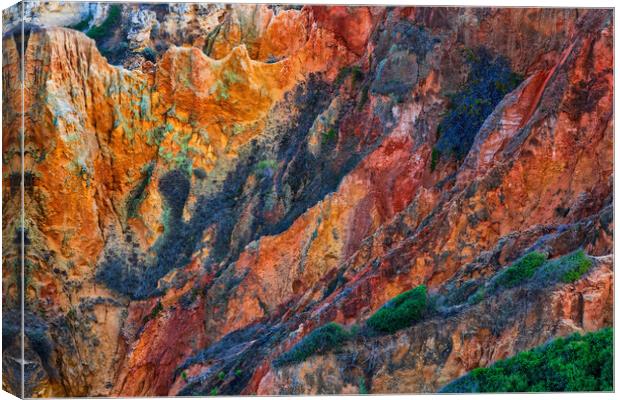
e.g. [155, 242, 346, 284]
[560, 250, 593, 283]
[535, 249, 593, 285]
[366, 285, 427, 334]
[255, 159, 277, 175]
[467, 287, 486, 305]
[273, 322, 351, 367]
[87, 5, 122, 40]
[496, 251, 547, 288]
[322, 128, 337, 144]
[441, 328, 613, 392]
[181, 371, 188, 382]
[209, 388, 218, 396]
[467, 250, 593, 306]
[217, 371, 225, 380]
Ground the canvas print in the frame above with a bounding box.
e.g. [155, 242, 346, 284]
[1, 1, 614, 397]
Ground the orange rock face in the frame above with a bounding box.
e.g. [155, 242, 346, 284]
[257, 257, 613, 394]
[1, 4, 613, 397]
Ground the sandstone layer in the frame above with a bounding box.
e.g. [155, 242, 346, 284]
[1, 4, 613, 397]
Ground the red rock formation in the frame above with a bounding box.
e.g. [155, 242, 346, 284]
[1, 4, 613, 397]
[256, 257, 613, 394]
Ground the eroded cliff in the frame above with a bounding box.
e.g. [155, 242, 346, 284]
[1, 3, 613, 397]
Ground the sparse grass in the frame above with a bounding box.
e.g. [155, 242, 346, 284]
[210, 70, 244, 101]
[231, 123, 244, 136]
[366, 285, 427, 334]
[223, 70, 242, 84]
[273, 322, 351, 367]
[441, 328, 613, 392]
[211, 81, 229, 101]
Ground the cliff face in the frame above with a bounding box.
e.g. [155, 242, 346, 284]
[1, 3, 613, 397]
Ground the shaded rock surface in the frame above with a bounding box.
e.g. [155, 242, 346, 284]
[2, 3, 613, 397]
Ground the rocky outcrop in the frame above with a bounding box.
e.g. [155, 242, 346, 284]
[257, 256, 613, 394]
[2, 4, 613, 397]
[2, 1, 96, 31]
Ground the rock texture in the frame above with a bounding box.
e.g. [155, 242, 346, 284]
[257, 254, 613, 394]
[2, 3, 613, 397]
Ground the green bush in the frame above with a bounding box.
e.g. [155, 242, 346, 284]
[560, 250, 593, 283]
[441, 328, 613, 392]
[366, 285, 427, 334]
[87, 5, 122, 40]
[496, 251, 547, 288]
[467, 250, 593, 306]
[322, 128, 337, 144]
[467, 287, 486, 305]
[255, 159, 277, 175]
[273, 322, 351, 367]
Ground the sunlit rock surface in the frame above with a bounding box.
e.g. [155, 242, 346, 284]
[2, 3, 613, 397]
